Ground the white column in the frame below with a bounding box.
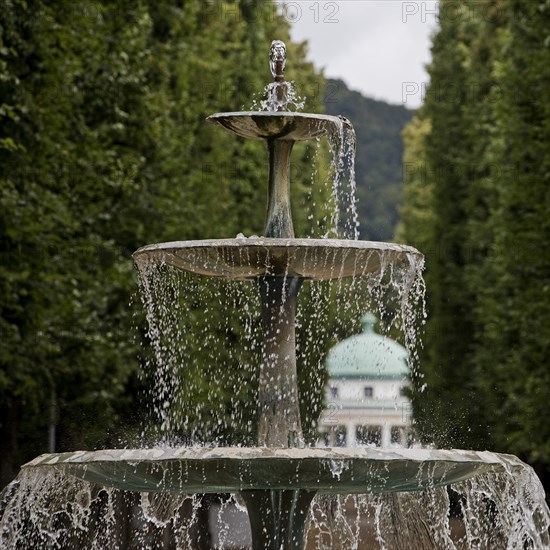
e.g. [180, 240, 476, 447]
[381, 423, 391, 448]
[347, 422, 356, 447]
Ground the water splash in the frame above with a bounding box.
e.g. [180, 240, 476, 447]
[251, 81, 306, 112]
[306, 464, 550, 550]
[327, 459, 350, 481]
[2, 458, 548, 548]
[132, 242, 425, 449]
[134, 256, 262, 446]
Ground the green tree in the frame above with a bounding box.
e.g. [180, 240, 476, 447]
[401, 0, 550, 495]
[401, 0, 500, 448]
[1, 0, 155, 485]
[0, 0, 329, 486]
[473, 0, 550, 490]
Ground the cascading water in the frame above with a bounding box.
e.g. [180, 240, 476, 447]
[1, 40, 549, 549]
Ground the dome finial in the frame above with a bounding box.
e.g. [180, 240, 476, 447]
[361, 312, 377, 332]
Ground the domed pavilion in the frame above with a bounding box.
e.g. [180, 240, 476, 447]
[320, 313, 412, 448]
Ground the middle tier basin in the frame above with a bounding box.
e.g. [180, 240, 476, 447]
[133, 238, 421, 280]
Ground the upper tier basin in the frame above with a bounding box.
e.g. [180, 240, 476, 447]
[207, 112, 343, 141]
[24, 447, 522, 494]
[133, 238, 421, 281]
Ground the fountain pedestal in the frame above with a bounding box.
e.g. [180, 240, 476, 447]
[257, 275, 303, 448]
[241, 489, 316, 550]
[7, 39, 549, 550]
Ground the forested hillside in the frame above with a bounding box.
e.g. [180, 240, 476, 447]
[0, 0, 327, 488]
[324, 78, 414, 241]
[400, 0, 550, 493]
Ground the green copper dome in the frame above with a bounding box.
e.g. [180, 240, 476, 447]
[326, 313, 409, 380]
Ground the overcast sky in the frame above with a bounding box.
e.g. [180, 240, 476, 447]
[285, 1, 440, 108]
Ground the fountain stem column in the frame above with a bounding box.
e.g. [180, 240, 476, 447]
[245, 40, 311, 550]
[265, 139, 295, 238]
[240, 489, 316, 550]
[257, 275, 303, 447]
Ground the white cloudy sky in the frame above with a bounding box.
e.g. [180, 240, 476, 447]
[286, 1, 440, 108]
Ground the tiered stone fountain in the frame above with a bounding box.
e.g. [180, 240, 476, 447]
[4, 41, 550, 549]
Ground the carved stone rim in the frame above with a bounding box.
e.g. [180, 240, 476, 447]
[133, 238, 423, 281]
[23, 447, 522, 495]
[207, 112, 345, 141]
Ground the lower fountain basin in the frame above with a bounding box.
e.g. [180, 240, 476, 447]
[133, 238, 421, 281]
[23, 447, 521, 495]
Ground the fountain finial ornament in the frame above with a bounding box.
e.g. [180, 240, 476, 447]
[269, 39, 286, 81]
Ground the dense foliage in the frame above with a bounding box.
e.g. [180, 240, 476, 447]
[324, 78, 414, 241]
[0, 0, 327, 487]
[400, 0, 550, 492]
